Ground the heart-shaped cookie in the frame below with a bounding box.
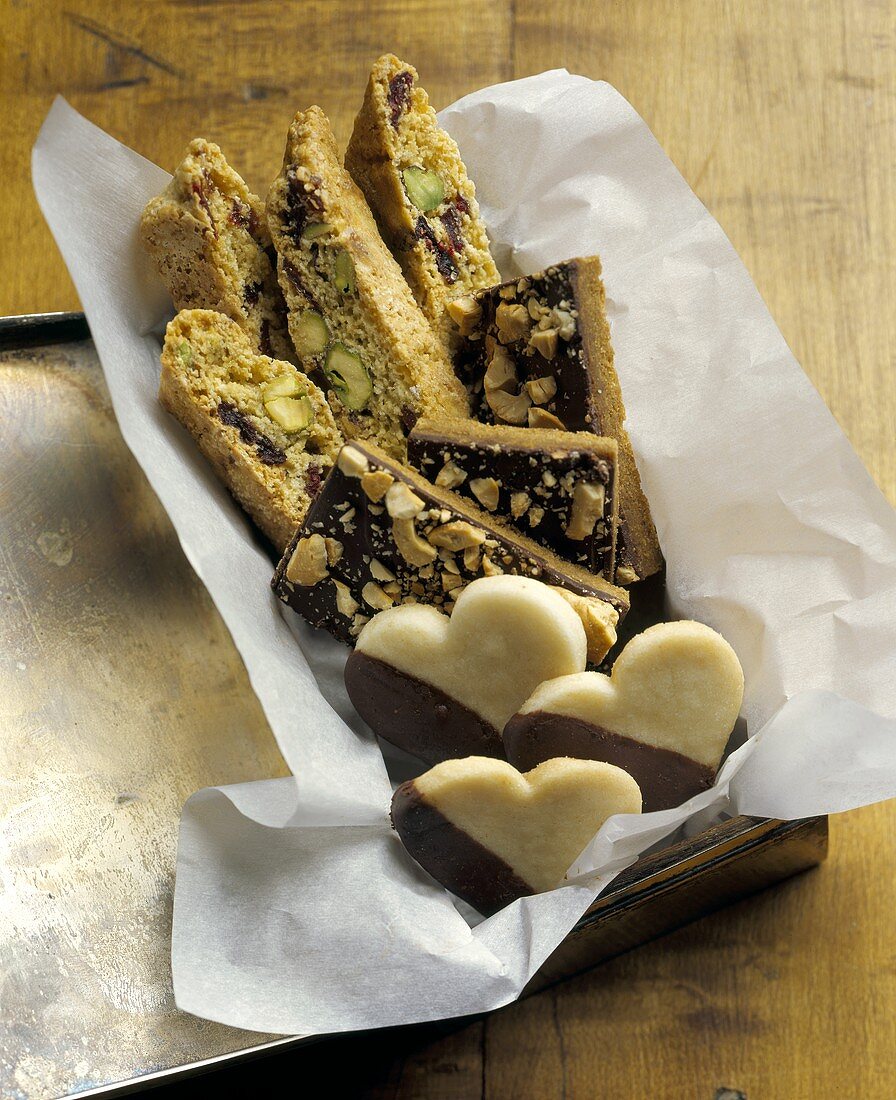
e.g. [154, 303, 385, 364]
[391, 756, 642, 915]
[503, 621, 744, 811]
[344, 575, 587, 763]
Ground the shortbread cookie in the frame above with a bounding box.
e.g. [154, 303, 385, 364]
[160, 310, 342, 551]
[453, 257, 663, 585]
[141, 140, 294, 363]
[504, 621, 744, 811]
[345, 576, 587, 762]
[391, 757, 642, 915]
[271, 440, 628, 657]
[408, 417, 619, 579]
[265, 106, 468, 460]
[345, 54, 500, 358]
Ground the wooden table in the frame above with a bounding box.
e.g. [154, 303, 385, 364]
[3, 2, 894, 1096]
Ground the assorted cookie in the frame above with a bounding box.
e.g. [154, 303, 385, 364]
[271, 440, 627, 656]
[141, 139, 295, 364]
[142, 59, 749, 916]
[345, 54, 500, 359]
[265, 105, 469, 459]
[408, 417, 619, 580]
[160, 310, 342, 551]
[391, 757, 642, 915]
[452, 256, 663, 585]
[344, 575, 588, 762]
[503, 622, 745, 811]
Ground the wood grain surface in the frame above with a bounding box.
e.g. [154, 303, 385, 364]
[3, 1, 894, 1097]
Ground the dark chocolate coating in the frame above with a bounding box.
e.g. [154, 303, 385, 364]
[391, 781, 534, 916]
[408, 424, 617, 578]
[502, 711, 715, 813]
[344, 651, 505, 764]
[271, 439, 628, 646]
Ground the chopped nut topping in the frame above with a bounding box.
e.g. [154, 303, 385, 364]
[429, 520, 486, 551]
[550, 587, 618, 663]
[369, 558, 396, 582]
[529, 327, 559, 360]
[527, 296, 548, 321]
[337, 445, 369, 478]
[446, 585, 466, 601]
[495, 302, 531, 343]
[392, 517, 437, 565]
[552, 308, 577, 341]
[361, 469, 394, 501]
[463, 544, 481, 571]
[385, 481, 425, 518]
[510, 491, 531, 519]
[435, 459, 467, 489]
[470, 477, 500, 511]
[489, 387, 532, 424]
[498, 285, 517, 300]
[528, 407, 565, 429]
[333, 578, 359, 618]
[615, 563, 640, 585]
[324, 538, 343, 566]
[566, 482, 606, 540]
[445, 295, 483, 336]
[362, 581, 394, 610]
[527, 505, 545, 527]
[525, 374, 558, 404]
[442, 555, 461, 575]
[483, 344, 518, 392]
[481, 555, 503, 577]
[442, 571, 464, 592]
[350, 613, 370, 636]
[286, 534, 329, 586]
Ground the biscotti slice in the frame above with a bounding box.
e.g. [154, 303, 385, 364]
[452, 256, 664, 585]
[265, 106, 469, 461]
[272, 439, 629, 661]
[408, 418, 619, 579]
[345, 54, 500, 358]
[160, 309, 342, 551]
[141, 139, 295, 363]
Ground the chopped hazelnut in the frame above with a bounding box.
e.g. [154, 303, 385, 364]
[350, 613, 370, 636]
[525, 374, 558, 405]
[392, 517, 437, 566]
[324, 538, 344, 566]
[337, 445, 369, 478]
[527, 505, 545, 527]
[495, 302, 531, 343]
[369, 558, 396, 582]
[529, 329, 559, 360]
[361, 469, 394, 501]
[528, 407, 565, 430]
[385, 481, 425, 518]
[435, 459, 467, 490]
[550, 586, 618, 663]
[481, 555, 503, 577]
[615, 563, 640, 585]
[470, 477, 500, 512]
[510, 491, 530, 519]
[445, 295, 482, 336]
[565, 482, 606, 540]
[362, 581, 394, 610]
[463, 544, 482, 571]
[483, 344, 518, 392]
[286, 534, 329, 586]
[489, 387, 532, 425]
[333, 578, 359, 618]
[428, 520, 486, 550]
[442, 571, 464, 592]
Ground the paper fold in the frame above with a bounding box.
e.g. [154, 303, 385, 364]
[32, 73, 896, 1037]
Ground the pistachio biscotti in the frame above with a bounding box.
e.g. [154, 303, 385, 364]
[345, 54, 500, 358]
[160, 309, 342, 551]
[141, 140, 295, 363]
[266, 106, 469, 460]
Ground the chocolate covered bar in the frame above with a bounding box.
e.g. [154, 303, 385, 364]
[452, 256, 663, 585]
[408, 417, 619, 580]
[271, 440, 629, 659]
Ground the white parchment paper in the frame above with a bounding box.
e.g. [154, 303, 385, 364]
[32, 72, 896, 1037]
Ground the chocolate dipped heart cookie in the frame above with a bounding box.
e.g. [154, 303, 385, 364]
[391, 756, 642, 915]
[503, 621, 744, 811]
[344, 575, 587, 763]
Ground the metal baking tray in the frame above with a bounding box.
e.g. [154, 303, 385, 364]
[0, 314, 827, 1098]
